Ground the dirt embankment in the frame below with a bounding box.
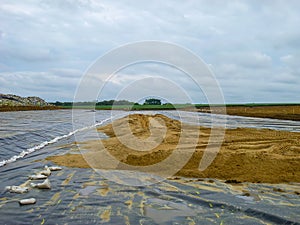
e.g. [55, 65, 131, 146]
[0, 105, 61, 112]
[47, 114, 300, 183]
[197, 105, 300, 121]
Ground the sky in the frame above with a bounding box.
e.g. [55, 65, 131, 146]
[0, 0, 299, 103]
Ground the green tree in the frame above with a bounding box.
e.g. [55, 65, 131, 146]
[144, 98, 161, 105]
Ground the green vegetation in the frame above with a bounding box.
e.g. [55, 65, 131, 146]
[51, 99, 300, 111]
[63, 103, 192, 110]
[143, 98, 161, 105]
[53, 98, 182, 110]
[52, 99, 135, 107]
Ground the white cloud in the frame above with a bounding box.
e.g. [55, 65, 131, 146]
[280, 54, 294, 64]
[216, 52, 272, 69]
[0, 70, 81, 101]
[0, 0, 299, 102]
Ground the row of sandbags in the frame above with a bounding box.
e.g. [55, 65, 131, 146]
[5, 165, 62, 205]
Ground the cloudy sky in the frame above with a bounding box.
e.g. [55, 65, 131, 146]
[0, 0, 299, 103]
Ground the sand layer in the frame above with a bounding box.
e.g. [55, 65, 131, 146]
[47, 114, 300, 183]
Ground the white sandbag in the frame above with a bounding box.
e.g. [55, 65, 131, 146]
[28, 174, 48, 180]
[19, 198, 36, 205]
[48, 166, 62, 171]
[39, 165, 51, 176]
[30, 178, 51, 189]
[5, 186, 29, 194]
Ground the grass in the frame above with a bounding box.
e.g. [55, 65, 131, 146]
[65, 103, 300, 110]
[68, 104, 192, 110]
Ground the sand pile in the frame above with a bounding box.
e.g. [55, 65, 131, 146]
[47, 114, 300, 183]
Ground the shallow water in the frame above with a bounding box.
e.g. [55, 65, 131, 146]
[0, 109, 299, 224]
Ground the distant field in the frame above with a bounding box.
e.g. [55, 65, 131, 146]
[68, 104, 191, 110]
[2, 103, 300, 121]
[69, 103, 300, 121]
[195, 105, 300, 121]
[223, 105, 300, 121]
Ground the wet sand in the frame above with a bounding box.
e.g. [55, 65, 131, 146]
[47, 114, 300, 183]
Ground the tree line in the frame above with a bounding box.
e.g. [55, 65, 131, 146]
[52, 98, 164, 106]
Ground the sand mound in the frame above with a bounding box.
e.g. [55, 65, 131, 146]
[47, 114, 300, 183]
